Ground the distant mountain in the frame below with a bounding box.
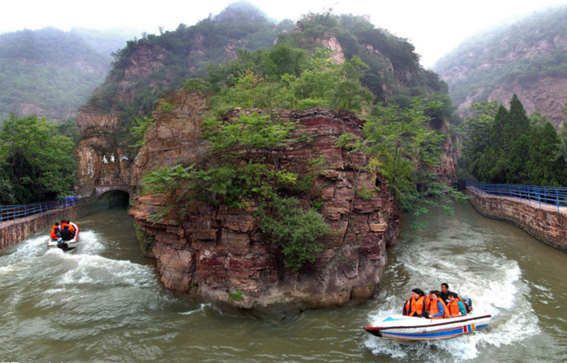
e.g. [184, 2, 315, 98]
[86, 2, 293, 120]
[70, 28, 140, 57]
[435, 7, 567, 128]
[0, 28, 131, 121]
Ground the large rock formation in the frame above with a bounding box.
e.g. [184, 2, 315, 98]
[72, 7, 457, 311]
[129, 91, 399, 310]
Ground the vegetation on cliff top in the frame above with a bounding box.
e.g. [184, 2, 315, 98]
[0, 116, 76, 204]
[88, 7, 449, 143]
[460, 95, 567, 185]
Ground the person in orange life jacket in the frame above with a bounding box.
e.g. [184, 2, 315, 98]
[61, 219, 76, 238]
[426, 290, 450, 319]
[447, 292, 467, 317]
[439, 282, 455, 304]
[402, 288, 426, 317]
[59, 225, 74, 241]
[50, 222, 60, 240]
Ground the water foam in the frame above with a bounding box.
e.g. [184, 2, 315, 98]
[364, 221, 540, 361]
[179, 303, 210, 316]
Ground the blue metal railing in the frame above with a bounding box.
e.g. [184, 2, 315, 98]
[466, 181, 567, 211]
[0, 196, 79, 222]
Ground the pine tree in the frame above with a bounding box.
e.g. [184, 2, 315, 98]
[508, 95, 529, 140]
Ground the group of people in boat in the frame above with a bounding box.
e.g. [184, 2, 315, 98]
[402, 283, 472, 319]
[50, 219, 78, 241]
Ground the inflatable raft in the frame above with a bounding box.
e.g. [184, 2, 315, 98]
[47, 222, 80, 251]
[364, 313, 491, 341]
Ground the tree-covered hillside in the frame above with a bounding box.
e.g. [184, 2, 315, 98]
[435, 6, 567, 128]
[0, 28, 129, 121]
[87, 2, 293, 118]
[86, 5, 449, 132]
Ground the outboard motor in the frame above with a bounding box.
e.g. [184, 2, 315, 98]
[57, 239, 69, 251]
[463, 297, 473, 313]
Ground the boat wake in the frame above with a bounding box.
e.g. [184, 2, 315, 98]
[0, 229, 173, 328]
[364, 221, 540, 361]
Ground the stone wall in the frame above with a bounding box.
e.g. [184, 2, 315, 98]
[0, 207, 77, 250]
[467, 186, 567, 251]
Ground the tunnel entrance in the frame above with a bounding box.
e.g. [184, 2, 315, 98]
[98, 190, 130, 209]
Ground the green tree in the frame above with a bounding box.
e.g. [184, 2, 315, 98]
[0, 116, 76, 203]
[461, 96, 566, 186]
[362, 99, 451, 212]
[527, 119, 563, 184]
[460, 101, 499, 180]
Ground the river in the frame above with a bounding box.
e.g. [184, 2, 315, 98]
[0, 202, 565, 362]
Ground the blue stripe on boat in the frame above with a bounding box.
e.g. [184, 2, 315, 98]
[382, 324, 488, 339]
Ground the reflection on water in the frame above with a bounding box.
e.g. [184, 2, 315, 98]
[0, 202, 565, 362]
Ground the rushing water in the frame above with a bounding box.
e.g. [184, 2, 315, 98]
[0, 202, 565, 362]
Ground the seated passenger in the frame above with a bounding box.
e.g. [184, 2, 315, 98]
[60, 225, 73, 241]
[426, 290, 449, 319]
[439, 282, 455, 304]
[61, 219, 76, 238]
[402, 288, 426, 317]
[447, 292, 467, 317]
[50, 222, 61, 241]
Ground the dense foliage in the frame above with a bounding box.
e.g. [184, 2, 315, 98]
[0, 28, 127, 121]
[0, 116, 76, 204]
[436, 6, 567, 109]
[460, 95, 567, 185]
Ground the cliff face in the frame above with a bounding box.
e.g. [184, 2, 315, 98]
[436, 8, 567, 128]
[75, 108, 130, 196]
[129, 91, 399, 310]
[130, 91, 209, 187]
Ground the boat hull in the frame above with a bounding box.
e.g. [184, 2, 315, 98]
[47, 236, 79, 251]
[364, 313, 491, 342]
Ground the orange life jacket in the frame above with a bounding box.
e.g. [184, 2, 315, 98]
[403, 296, 425, 317]
[50, 225, 60, 240]
[61, 222, 76, 236]
[427, 298, 450, 319]
[448, 300, 462, 317]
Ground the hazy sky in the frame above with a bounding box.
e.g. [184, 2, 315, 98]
[2, 0, 567, 67]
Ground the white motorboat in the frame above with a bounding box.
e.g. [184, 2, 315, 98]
[364, 313, 492, 341]
[47, 222, 80, 251]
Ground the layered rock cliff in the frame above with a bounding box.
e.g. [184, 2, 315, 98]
[129, 91, 399, 310]
[436, 7, 567, 128]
